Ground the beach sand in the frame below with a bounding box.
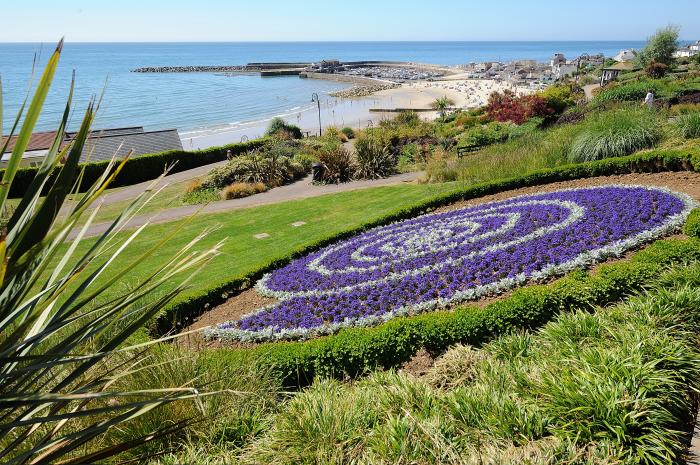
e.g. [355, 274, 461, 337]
[181, 78, 533, 150]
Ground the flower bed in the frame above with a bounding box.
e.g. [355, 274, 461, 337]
[206, 185, 697, 342]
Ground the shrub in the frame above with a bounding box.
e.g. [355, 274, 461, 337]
[199, 142, 304, 190]
[456, 122, 513, 152]
[636, 25, 679, 67]
[685, 209, 700, 239]
[317, 147, 355, 183]
[674, 111, 700, 139]
[646, 61, 669, 78]
[538, 84, 580, 113]
[354, 133, 398, 179]
[486, 90, 555, 124]
[568, 108, 663, 163]
[394, 110, 421, 127]
[220, 182, 267, 200]
[341, 127, 355, 139]
[266, 117, 303, 139]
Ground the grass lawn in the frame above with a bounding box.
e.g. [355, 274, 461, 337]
[73, 181, 463, 306]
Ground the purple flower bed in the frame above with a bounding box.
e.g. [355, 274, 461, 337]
[207, 185, 697, 342]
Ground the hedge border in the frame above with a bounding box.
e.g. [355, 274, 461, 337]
[154, 147, 700, 338]
[3, 137, 271, 198]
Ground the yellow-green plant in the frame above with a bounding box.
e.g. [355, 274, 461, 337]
[0, 40, 222, 464]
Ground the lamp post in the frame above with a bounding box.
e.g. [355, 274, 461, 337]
[240, 135, 249, 142]
[311, 93, 322, 136]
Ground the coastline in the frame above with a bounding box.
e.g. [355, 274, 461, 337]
[181, 78, 532, 150]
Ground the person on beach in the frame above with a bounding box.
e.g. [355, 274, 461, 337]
[644, 90, 655, 109]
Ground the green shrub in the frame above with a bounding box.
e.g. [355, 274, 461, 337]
[197, 141, 304, 191]
[539, 84, 580, 113]
[340, 127, 355, 139]
[674, 111, 700, 138]
[394, 110, 421, 127]
[266, 117, 303, 139]
[685, 209, 700, 239]
[568, 108, 663, 163]
[354, 133, 398, 179]
[456, 122, 513, 153]
[317, 147, 355, 183]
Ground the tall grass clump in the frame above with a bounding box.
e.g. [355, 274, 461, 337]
[354, 133, 398, 179]
[0, 41, 225, 464]
[568, 108, 663, 163]
[674, 111, 700, 139]
[241, 267, 700, 465]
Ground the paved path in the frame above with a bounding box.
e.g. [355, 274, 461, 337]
[78, 172, 423, 238]
[582, 83, 600, 101]
[92, 160, 228, 207]
[690, 410, 700, 464]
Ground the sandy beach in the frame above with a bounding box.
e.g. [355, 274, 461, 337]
[181, 78, 533, 150]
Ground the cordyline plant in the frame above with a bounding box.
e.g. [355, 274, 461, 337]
[0, 40, 223, 464]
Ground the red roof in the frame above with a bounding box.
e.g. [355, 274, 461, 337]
[2, 131, 59, 153]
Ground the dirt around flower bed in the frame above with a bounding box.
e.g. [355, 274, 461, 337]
[181, 171, 700, 349]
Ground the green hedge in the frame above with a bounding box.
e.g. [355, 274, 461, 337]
[3, 138, 271, 198]
[154, 147, 700, 337]
[204, 236, 700, 388]
[686, 209, 700, 239]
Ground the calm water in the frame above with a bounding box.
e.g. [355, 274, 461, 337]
[0, 41, 644, 135]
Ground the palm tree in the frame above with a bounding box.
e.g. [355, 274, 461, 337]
[431, 96, 456, 120]
[0, 40, 222, 464]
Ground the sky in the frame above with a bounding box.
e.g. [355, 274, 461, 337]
[1, 0, 698, 42]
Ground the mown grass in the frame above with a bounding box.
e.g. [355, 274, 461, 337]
[231, 270, 700, 465]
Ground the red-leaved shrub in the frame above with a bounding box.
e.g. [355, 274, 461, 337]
[486, 90, 555, 125]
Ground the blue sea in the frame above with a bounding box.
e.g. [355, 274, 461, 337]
[0, 41, 644, 135]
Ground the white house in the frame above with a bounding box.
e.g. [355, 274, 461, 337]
[553, 62, 578, 80]
[674, 41, 700, 58]
[614, 49, 637, 62]
[690, 40, 700, 51]
[550, 53, 566, 67]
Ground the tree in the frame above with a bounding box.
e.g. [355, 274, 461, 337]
[431, 96, 456, 119]
[637, 25, 680, 67]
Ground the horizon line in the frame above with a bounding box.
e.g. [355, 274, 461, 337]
[0, 39, 656, 44]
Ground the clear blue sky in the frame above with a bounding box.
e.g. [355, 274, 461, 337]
[1, 0, 698, 42]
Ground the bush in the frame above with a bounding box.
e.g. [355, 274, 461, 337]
[394, 110, 421, 127]
[685, 209, 700, 239]
[340, 127, 355, 139]
[486, 90, 555, 124]
[354, 133, 398, 179]
[646, 61, 669, 78]
[318, 147, 355, 184]
[538, 84, 580, 113]
[220, 182, 267, 200]
[636, 25, 679, 67]
[674, 111, 700, 139]
[266, 117, 303, 139]
[568, 108, 663, 163]
[199, 142, 304, 190]
[456, 122, 513, 152]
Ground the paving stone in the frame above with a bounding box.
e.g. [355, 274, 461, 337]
[291, 221, 307, 227]
[254, 233, 270, 239]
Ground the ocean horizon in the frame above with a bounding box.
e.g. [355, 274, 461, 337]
[0, 41, 645, 136]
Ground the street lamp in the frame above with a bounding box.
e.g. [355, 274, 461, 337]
[240, 135, 249, 142]
[311, 93, 322, 136]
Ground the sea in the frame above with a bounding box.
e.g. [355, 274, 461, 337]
[0, 41, 644, 138]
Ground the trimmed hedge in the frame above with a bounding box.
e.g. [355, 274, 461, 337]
[3, 138, 271, 198]
[686, 208, 700, 239]
[154, 147, 700, 337]
[205, 235, 700, 388]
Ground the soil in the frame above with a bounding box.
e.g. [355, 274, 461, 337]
[400, 348, 437, 377]
[181, 171, 700, 349]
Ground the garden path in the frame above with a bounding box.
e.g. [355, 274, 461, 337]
[77, 171, 423, 239]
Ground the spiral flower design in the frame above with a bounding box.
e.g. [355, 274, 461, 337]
[208, 185, 697, 342]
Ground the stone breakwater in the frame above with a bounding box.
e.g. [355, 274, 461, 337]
[132, 65, 256, 73]
[330, 83, 400, 98]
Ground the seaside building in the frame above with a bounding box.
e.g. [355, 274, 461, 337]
[614, 49, 638, 63]
[600, 61, 636, 86]
[550, 53, 566, 67]
[1, 127, 183, 168]
[673, 41, 700, 58]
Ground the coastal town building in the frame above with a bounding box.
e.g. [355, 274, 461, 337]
[0, 127, 183, 168]
[614, 49, 638, 62]
[673, 41, 700, 58]
[550, 53, 566, 67]
[600, 61, 636, 86]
